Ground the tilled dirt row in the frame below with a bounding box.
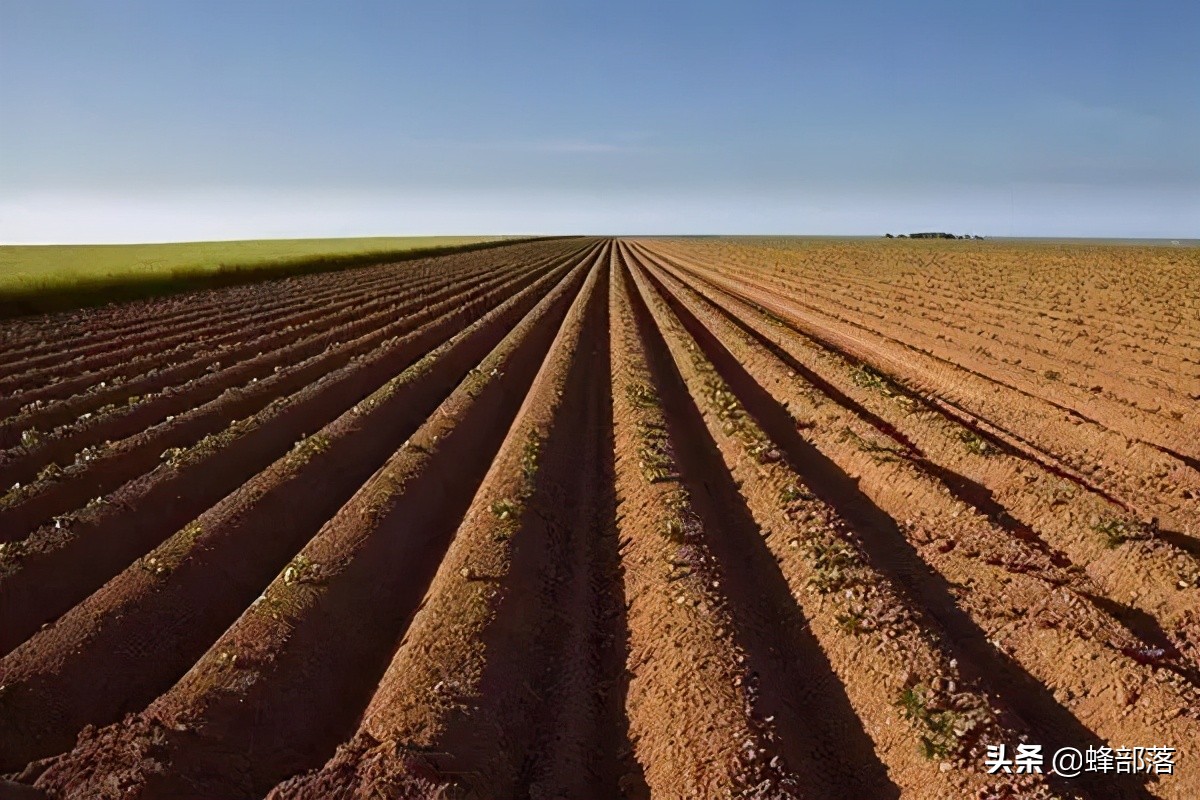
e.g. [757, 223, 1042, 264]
[717, 246, 1199, 390]
[0, 237, 1195, 799]
[0, 254, 592, 671]
[622, 243, 1061, 799]
[678, 238, 1199, 371]
[0, 246, 589, 540]
[0, 255, 532, 481]
[645, 241, 1200, 469]
[0, 256, 406, 361]
[0, 240, 587, 447]
[644, 242, 1200, 544]
[626, 242, 1198, 799]
[0, 241, 585, 444]
[0, 239, 572, 375]
[0, 258, 420, 386]
[631, 246, 1199, 638]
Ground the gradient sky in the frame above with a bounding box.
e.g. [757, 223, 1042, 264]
[2, 0, 1197, 241]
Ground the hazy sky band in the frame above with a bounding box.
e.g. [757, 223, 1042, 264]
[2, 1, 1197, 241]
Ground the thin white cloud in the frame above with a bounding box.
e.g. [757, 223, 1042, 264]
[532, 140, 631, 153]
[1052, 97, 1167, 132]
[397, 136, 653, 154]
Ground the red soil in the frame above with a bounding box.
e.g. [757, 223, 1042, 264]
[1, 237, 1196, 799]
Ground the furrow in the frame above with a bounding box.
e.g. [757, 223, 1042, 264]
[0, 239, 565, 383]
[270, 247, 614, 798]
[521, 246, 647, 800]
[636, 244, 1200, 658]
[27, 242, 594, 800]
[644, 245, 1200, 559]
[0, 251, 594, 657]
[623, 245, 1065, 799]
[674, 245, 1200, 470]
[630, 245, 1200, 799]
[0, 254, 534, 486]
[0, 240, 585, 422]
[0, 248, 547, 440]
[0, 257, 554, 539]
[0, 249, 597, 770]
[601, 252, 808, 798]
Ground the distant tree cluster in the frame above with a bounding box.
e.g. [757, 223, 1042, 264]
[884, 233, 985, 240]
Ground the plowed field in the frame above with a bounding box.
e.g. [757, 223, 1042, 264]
[1, 237, 1197, 799]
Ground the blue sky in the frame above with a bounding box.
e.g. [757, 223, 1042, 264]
[2, 0, 1197, 241]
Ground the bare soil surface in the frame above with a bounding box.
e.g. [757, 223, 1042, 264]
[1, 237, 1195, 799]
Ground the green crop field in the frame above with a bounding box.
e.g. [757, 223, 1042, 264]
[0, 236, 514, 317]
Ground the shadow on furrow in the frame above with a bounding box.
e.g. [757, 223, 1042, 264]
[644, 261, 1154, 800]
[652, 249, 1135, 514]
[1153, 443, 1200, 475]
[520, 264, 649, 798]
[650, 258, 1075, 570]
[1156, 528, 1200, 564]
[1083, 594, 1200, 686]
[0, 255, 600, 773]
[26, 257, 595, 800]
[626, 256, 899, 800]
